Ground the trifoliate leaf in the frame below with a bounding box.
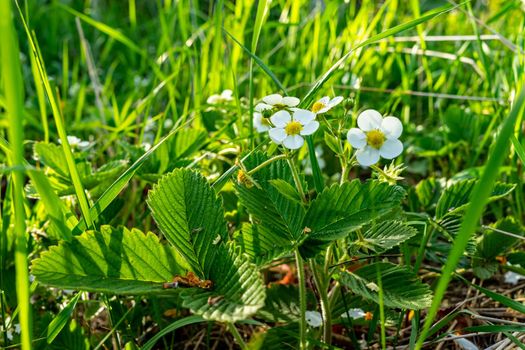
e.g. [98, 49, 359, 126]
[349, 221, 418, 253]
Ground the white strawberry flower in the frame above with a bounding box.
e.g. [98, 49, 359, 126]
[253, 111, 271, 132]
[305, 310, 323, 328]
[206, 89, 233, 104]
[347, 109, 403, 167]
[311, 96, 344, 114]
[268, 108, 319, 150]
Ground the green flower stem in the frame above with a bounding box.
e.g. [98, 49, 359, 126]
[295, 248, 308, 350]
[0, 1, 32, 349]
[227, 322, 248, 350]
[309, 260, 332, 345]
[286, 155, 307, 202]
[246, 154, 287, 175]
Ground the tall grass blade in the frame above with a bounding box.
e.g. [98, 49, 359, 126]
[415, 87, 525, 349]
[15, 2, 94, 229]
[0, 1, 32, 348]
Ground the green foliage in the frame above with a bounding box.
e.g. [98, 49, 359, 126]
[435, 180, 514, 219]
[32, 226, 189, 295]
[473, 217, 523, 279]
[349, 221, 418, 253]
[236, 152, 306, 243]
[147, 169, 228, 277]
[234, 223, 291, 266]
[340, 262, 433, 310]
[300, 180, 406, 257]
[179, 246, 266, 322]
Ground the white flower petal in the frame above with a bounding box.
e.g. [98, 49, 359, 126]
[357, 109, 383, 131]
[379, 139, 403, 159]
[318, 106, 330, 114]
[255, 103, 273, 112]
[328, 96, 344, 107]
[206, 94, 220, 104]
[269, 128, 287, 143]
[381, 116, 403, 139]
[341, 308, 366, 319]
[283, 135, 304, 149]
[282, 96, 300, 107]
[347, 128, 367, 149]
[270, 110, 291, 127]
[300, 121, 319, 135]
[305, 311, 323, 328]
[356, 146, 380, 166]
[221, 89, 233, 99]
[292, 108, 316, 124]
[253, 113, 270, 132]
[318, 96, 330, 104]
[263, 93, 283, 105]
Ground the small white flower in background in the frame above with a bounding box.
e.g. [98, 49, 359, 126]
[347, 109, 403, 167]
[207, 89, 234, 104]
[253, 94, 301, 133]
[504, 271, 525, 285]
[59, 136, 91, 149]
[142, 143, 152, 152]
[311, 96, 344, 114]
[341, 308, 366, 320]
[269, 108, 319, 150]
[256, 93, 300, 112]
[305, 310, 323, 328]
[454, 337, 479, 350]
[253, 111, 271, 133]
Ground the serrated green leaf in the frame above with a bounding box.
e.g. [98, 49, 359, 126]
[179, 246, 266, 322]
[300, 180, 405, 257]
[340, 262, 432, 310]
[236, 152, 306, 243]
[350, 221, 418, 253]
[256, 284, 316, 323]
[268, 179, 303, 204]
[435, 180, 515, 219]
[473, 217, 523, 279]
[147, 169, 228, 277]
[32, 226, 189, 295]
[234, 223, 292, 266]
[477, 216, 523, 259]
[34, 142, 69, 178]
[415, 177, 442, 210]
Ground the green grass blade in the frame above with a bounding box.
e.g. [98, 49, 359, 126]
[415, 87, 525, 349]
[141, 315, 205, 350]
[71, 118, 192, 234]
[300, 4, 459, 107]
[248, 0, 271, 148]
[57, 3, 144, 55]
[0, 1, 32, 348]
[46, 293, 81, 343]
[224, 29, 287, 94]
[459, 276, 525, 314]
[511, 135, 525, 164]
[15, 3, 94, 229]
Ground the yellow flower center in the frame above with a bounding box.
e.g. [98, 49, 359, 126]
[285, 121, 303, 135]
[311, 101, 326, 113]
[366, 129, 385, 149]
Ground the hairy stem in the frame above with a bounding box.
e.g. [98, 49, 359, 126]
[309, 260, 332, 345]
[295, 248, 308, 350]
